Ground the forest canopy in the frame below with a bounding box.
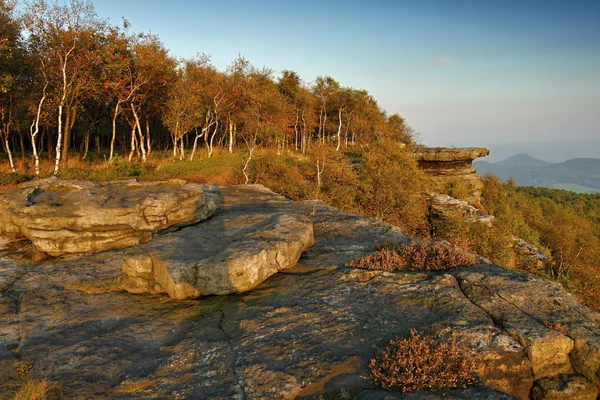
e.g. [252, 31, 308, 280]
[0, 0, 415, 176]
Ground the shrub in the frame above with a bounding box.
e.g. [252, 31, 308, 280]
[369, 330, 479, 393]
[346, 241, 477, 272]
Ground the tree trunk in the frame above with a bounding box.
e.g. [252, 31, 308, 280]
[131, 103, 146, 163]
[128, 126, 136, 162]
[146, 116, 151, 156]
[109, 101, 121, 163]
[29, 83, 47, 175]
[18, 131, 25, 163]
[301, 110, 307, 155]
[190, 128, 207, 161]
[228, 119, 233, 153]
[208, 119, 218, 158]
[2, 121, 15, 172]
[82, 128, 90, 159]
[54, 105, 64, 175]
[336, 108, 343, 151]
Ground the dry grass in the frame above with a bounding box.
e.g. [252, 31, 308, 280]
[369, 330, 480, 393]
[65, 277, 122, 294]
[12, 378, 54, 400]
[346, 241, 478, 272]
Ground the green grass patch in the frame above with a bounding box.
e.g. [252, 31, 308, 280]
[152, 154, 245, 183]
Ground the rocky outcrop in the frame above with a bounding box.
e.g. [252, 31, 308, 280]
[413, 147, 489, 206]
[511, 236, 551, 271]
[121, 212, 314, 299]
[428, 194, 495, 225]
[427, 194, 550, 271]
[0, 178, 218, 256]
[1, 184, 600, 399]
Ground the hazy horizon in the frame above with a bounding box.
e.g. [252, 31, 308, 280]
[92, 0, 600, 152]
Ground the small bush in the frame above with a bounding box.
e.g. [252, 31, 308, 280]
[369, 330, 479, 393]
[346, 242, 477, 272]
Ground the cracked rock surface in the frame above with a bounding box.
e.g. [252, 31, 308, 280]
[1, 184, 600, 399]
[0, 177, 218, 256]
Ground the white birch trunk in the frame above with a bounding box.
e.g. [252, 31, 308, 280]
[336, 108, 343, 151]
[109, 100, 121, 163]
[208, 119, 218, 158]
[128, 126, 136, 162]
[131, 104, 146, 163]
[228, 120, 233, 153]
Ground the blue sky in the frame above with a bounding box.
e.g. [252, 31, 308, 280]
[92, 0, 600, 149]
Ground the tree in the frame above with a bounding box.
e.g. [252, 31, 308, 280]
[313, 76, 340, 145]
[0, 0, 23, 172]
[125, 32, 176, 162]
[23, 0, 105, 174]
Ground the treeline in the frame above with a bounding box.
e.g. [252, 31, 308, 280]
[0, 0, 413, 176]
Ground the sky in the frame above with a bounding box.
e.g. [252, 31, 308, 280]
[91, 0, 600, 153]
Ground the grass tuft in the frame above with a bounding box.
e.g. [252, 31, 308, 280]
[64, 277, 122, 294]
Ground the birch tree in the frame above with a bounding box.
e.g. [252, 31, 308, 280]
[24, 0, 104, 174]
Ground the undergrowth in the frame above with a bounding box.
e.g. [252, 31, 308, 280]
[346, 241, 478, 272]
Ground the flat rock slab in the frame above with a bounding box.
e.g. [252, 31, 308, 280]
[0, 178, 218, 256]
[121, 211, 314, 299]
[413, 147, 490, 162]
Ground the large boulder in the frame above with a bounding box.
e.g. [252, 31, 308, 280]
[121, 211, 314, 299]
[0, 178, 218, 256]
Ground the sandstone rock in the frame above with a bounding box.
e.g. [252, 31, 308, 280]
[456, 268, 574, 380]
[429, 194, 495, 226]
[511, 236, 551, 271]
[412, 147, 490, 163]
[121, 212, 314, 299]
[413, 147, 489, 206]
[2, 184, 600, 399]
[531, 374, 598, 400]
[0, 178, 218, 256]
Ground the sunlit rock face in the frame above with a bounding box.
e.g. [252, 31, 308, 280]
[413, 147, 490, 206]
[121, 211, 314, 299]
[0, 177, 218, 256]
[1, 183, 600, 400]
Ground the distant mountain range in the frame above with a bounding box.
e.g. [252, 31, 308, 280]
[473, 154, 600, 193]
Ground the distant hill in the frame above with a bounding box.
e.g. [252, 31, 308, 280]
[494, 154, 553, 169]
[474, 155, 600, 193]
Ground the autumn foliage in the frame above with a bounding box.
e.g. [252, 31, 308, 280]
[369, 330, 479, 393]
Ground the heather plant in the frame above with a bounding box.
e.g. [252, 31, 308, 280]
[346, 241, 477, 271]
[369, 330, 479, 393]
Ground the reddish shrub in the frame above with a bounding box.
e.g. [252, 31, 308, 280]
[346, 241, 477, 272]
[369, 330, 479, 393]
